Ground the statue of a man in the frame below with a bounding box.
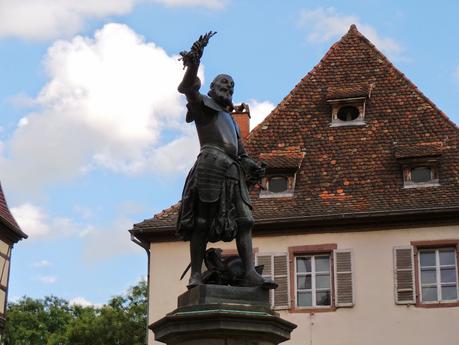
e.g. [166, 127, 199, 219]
[176, 32, 274, 289]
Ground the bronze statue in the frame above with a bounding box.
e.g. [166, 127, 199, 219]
[176, 32, 275, 289]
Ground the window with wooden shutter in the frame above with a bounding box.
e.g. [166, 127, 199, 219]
[393, 246, 415, 304]
[256, 253, 289, 309]
[334, 249, 354, 307]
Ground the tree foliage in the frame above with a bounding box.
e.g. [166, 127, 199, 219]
[3, 280, 147, 345]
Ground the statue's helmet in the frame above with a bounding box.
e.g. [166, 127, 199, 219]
[208, 74, 234, 109]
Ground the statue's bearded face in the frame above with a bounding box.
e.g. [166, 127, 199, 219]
[208, 74, 234, 108]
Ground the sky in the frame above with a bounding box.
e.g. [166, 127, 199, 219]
[1, 0, 458, 306]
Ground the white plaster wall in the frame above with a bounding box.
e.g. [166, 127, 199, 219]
[148, 225, 459, 345]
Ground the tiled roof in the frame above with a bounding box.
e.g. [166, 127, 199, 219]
[133, 25, 459, 235]
[259, 149, 304, 170]
[394, 142, 443, 159]
[0, 183, 27, 241]
[326, 83, 370, 100]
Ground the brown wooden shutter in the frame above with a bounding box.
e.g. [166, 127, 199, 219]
[334, 249, 354, 307]
[256, 254, 289, 309]
[273, 254, 289, 308]
[393, 246, 415, 304]
[256, 255, 274, 305]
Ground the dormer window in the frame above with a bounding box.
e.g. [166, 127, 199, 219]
[403, 166, 439, 188]
[258, 150, 304, 198]
[329, 98, 366, 127]
[326, 84, 372, 127]
[394, 142, 442, 189]
[261, 174, 295, 197]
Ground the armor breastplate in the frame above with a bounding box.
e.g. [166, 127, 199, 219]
[196, 109, 239, 157]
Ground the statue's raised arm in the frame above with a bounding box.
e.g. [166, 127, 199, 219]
[178, 31, 217, 99]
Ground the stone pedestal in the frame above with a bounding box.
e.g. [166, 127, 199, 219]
[151, 285, 296, 345]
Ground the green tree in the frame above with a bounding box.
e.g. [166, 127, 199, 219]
[63, 280, 147, 345]
[3, 280, 147, 345]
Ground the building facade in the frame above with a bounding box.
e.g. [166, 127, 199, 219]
[131, 25, 459, 345]
[0, 183, 27, 333]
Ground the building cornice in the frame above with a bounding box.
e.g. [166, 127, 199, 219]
[130, 206, 459, 245]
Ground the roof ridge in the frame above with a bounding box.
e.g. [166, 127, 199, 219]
[247, 28, 349, 140]
[248, 24, 458, 142]
[247, 25, 372, 141]
[347, 25, 459, 132]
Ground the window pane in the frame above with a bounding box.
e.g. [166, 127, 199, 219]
[337, 106, 359, 121]
[297, 291, 312, 307]
[268, 177, 288, 193]
[297, 276, 311, 290]
[422, 287, 438, 302]
[316, 274, 330, 289]
[315, 256, 330, 272]
[441, 286, 458, 300]
[441, 268, 457, 284]
[439, 250, 456, 266]
[420, 251, 436, 267]
[420, 269, 437, 285]
[316, 291, 331, 306]
[411, 167, 432, 183]
[297, 257, 311, 273]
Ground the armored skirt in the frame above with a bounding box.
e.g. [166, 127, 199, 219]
[177, 146, 253, 243]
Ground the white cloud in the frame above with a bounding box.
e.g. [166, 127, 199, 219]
[11, 203, 50, 238]
[298, 7, 403, 56]
[0, 0, 134, 40]
[32, 259, 52, 268]
[0, 23, 200, 194]
[11, 203, 93, 239]
[247, 99, 275, 130]
[38, 275, 57, 284]
[11, 201, 140, 260]
[69, 296, 101, 308]
[83, 218, 142, 262]
[153, 0, 227, 9]
[18, 117, 29, 128]
[0, 0, 227, 40]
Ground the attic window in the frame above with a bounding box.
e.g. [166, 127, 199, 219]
[403, 165, 439, 188]
[260, 174, 295, 198]
[328, 98, 366, 127]
[394, 142, 442, 189]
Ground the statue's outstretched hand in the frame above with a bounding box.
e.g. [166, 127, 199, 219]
[179, 31, 217, 68]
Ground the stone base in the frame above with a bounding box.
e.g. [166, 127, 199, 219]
[151, 285, 296, 345]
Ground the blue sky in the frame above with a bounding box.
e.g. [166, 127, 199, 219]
[1, 0, 458, 306]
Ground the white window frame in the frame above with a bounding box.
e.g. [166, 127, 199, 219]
[418, 248, 458, 303]
[260, 174, 296, 198]
[294, 254, 332, 308]
[328, 98, 366, 127]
